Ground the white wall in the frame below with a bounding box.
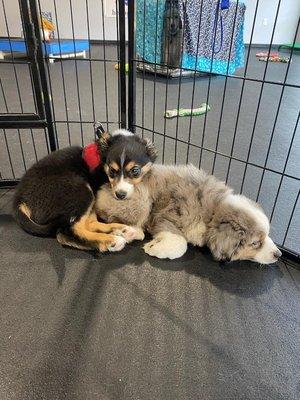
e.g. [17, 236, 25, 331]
[0, 0, 122, 40]
[0, 0, 299, 44]
[243, 0, 300, 45]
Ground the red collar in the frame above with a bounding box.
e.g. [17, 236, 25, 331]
[82, 143, 102, 172]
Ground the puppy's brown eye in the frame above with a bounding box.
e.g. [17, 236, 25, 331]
[109, 167, 117, 178]
[251, 240, 261, 248]
[130, 166, 141, 178]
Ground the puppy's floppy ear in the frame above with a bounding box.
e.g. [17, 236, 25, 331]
[207, 219, 246, 262]
[143, 138, 157, 162]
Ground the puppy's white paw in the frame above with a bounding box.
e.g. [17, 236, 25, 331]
[131, 227, 145, 241]
[113, 226, 145, 243]
[143, 232, 187, 260]
[108, 236, 126, 252]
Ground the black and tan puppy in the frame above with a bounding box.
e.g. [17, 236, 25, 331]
[13, 128, 155, 252]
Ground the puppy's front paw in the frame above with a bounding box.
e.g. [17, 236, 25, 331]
[143, 232, 187, 260]
[130, 227, 145, 241]
[113, 226, 145, 243]
[107, 236, 126, 252]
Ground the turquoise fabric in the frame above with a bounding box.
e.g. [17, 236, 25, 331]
[181, 19, 245, 75]
[136, 0, 165, 64]
[136, 0, 245, 75]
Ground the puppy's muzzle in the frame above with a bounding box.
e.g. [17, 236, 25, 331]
[115, 190, 127, 200]
[273, 249, 282, 260]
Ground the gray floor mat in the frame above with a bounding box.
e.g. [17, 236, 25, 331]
[0, 189, 299, 400]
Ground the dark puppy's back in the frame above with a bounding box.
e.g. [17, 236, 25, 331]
[20, 146, 85, 178]
[13, 146, 105, 236]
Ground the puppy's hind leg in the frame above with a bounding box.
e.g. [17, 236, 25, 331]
[56, 231, 93, 251]
[72, 213, 126, 252]
[144, 231, 187, 260]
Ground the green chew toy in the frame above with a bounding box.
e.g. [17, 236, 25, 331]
[164, 103, 210, 118]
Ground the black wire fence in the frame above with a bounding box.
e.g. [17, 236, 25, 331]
[0, 0, 299, 261]
[130, 0, 300, 261]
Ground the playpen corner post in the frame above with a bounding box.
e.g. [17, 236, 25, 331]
[118, 0, 127, 129]
[128, 0, 136, 133]
[28, 0, 57, 152]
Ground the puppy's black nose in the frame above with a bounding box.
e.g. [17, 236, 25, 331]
[115, 190, 127, 200]
[274, 249, 282, 259]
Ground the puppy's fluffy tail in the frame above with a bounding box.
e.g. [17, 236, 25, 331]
[14, 203, 57, 237]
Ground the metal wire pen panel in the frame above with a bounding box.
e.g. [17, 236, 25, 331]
[36, 0, 126, 145]
[0, 1, 33, 114]
[131, 0, 300, 260]
[0, 0, 126, 182]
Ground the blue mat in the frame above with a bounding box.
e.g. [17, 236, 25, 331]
[0, 39, 89, 55]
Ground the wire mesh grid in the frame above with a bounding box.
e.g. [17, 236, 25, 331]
[1, 0, 125, 176]
[0, 0, 299, 261]
[131, 0, 300, 259]
[36, 0, 125, 147]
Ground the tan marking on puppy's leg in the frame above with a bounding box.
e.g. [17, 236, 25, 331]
[56, 232, 92, 250]
[86, 212, 128, 233]
[72, 214, 126, 252]
[19, 203, 32, 218]
[86, 212, 141, 242]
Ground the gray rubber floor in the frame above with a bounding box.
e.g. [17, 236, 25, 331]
[0, 188, 300, 400]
